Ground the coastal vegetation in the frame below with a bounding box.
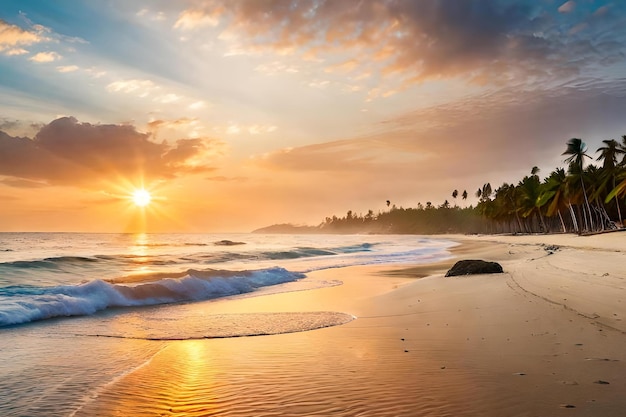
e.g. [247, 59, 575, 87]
[255, 137, 626, 235]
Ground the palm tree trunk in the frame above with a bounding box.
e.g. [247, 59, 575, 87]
[568, 202, 579, 233]
[511, 213, 520, 233]
[580, 177, 594, 231]
[537, 208, 547, 233]
[613, 176, 623, 226]
[557, 209, 566, 233]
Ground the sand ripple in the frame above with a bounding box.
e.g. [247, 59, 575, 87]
[73, 323, 493, 417]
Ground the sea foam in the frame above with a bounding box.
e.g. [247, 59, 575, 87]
[0, 267, 304, 327]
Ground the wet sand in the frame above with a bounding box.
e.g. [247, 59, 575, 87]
[74, 233, 626, 416]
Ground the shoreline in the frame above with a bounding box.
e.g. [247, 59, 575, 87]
[74, 234, 626, 416]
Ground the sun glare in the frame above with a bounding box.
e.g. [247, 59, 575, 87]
[132, 189, 152, 207]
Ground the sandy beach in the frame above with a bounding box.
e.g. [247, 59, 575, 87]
[72, 233, 626, 416]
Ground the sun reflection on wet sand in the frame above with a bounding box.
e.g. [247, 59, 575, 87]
[71, 267, 482, 417]
[73, 319, 481, 417]
[78, 340, 221, 417]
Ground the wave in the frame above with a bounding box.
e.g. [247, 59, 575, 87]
[0, 267, 305, 327]
[260, 243, 374, 260]
[74, 312, 355, 341]
[0, 242, 376, 272]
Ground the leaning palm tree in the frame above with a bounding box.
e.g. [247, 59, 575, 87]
[539, 168, 574, 233]
[585, 164, 615, 230]
[563, 138, 594, 231]
[597, 139, 625, 225]
[606, 168, 626, 222]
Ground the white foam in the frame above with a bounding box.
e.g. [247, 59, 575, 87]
[0, 267, 304, 326]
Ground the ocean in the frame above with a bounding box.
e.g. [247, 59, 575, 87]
[0, 233, 455, 416]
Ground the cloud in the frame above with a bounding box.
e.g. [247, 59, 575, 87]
[85, 67, 107, 78]
[29, 51, 61, 62]
[254, 61, 299, 75]
[174, 9, 221, 30]
[137, 8, 167, 22]
[205, 175, 248, 182]
[176, 1, 626, 88]
[5, 48, 28, 56]
[188, 100, 206, 110]
[57, 65, 79, 73]
[147, 117, 198, 131]
[0, 19, 46, 54]
[308, 80, 330, 89]
[106, 80, 201, 108]
[255, 78, 626, 200]
[214, 123, 277, 135]
[153, 93, 181, 103]
[106, 79, 157, 97]
[558, 1, 576, 14]
[0, 119, 21, 131]
[0, 178, 47, 188]
[0, 117, 222, 187]
[146, 117, 205, 140]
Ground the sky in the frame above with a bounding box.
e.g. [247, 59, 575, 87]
[1, 0, 626, 233]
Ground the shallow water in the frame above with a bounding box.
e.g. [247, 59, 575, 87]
[0, 233, 455, 416]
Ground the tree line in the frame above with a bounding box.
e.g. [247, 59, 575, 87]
[254, 136, 626, 235]
[472, 136, 626, 234]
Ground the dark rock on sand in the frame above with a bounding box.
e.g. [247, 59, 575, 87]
[445, 260, 503, 277]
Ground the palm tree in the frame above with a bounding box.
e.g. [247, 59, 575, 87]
[518, 174, 547, 232]
[539, 168, 573, 233]
[563, 138, 594, 231]
[484, 183, 492, 201]
[531, 166, 540, 177]
[586, 164, 614, 230]
[606, 169, 626, 220]
[476, 183, 492, 202]
[494, 183, 523, 233]
[597, 139, 624, 225]
[620, 135, 626, 166]
[452, 189, 458, 207]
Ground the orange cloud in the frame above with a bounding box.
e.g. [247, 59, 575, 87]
[0, 117, 221, 187]
[0, 19, 45, 54]
[147, 117, 198, 131]
[175, 1, 625, 89]
[29, 51, 61, 62]
[254, 79, 626, 203]
[174, 9, 222, 30]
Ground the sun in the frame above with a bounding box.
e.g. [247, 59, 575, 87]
[132, 189, 152, 207]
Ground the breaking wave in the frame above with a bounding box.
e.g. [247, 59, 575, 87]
[0, 267, 304, 327]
